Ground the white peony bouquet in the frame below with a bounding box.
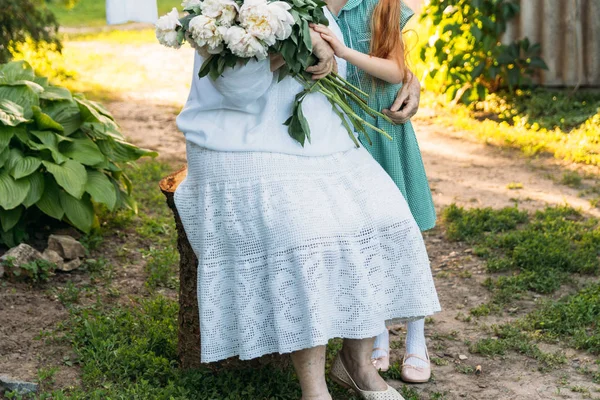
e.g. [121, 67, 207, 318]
[156, 0, 393, 146]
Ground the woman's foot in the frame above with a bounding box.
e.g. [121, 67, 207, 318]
[401, 319, 431, 383]
[331, 352, 404, 399]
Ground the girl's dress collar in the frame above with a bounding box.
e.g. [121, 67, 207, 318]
[340, 0, 363, 13]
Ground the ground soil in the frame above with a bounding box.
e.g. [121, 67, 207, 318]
[1, 39, 599, 400]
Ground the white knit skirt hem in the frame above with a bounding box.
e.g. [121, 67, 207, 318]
[174, 143, 441, 363]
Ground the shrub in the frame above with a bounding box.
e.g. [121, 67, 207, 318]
[419, 0, 548, 104]
[0, 60, 156, 246]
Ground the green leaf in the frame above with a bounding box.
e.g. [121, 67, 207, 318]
[0, 206, 23, 232]
[0, 99, 29, 127]
[0, 85, 40, 114]
[60, 137, 106, 166]
[29, 130, 67, 164]
[0, 147, 9, 169]
[22, 172, 45, 208]
[44, 100, 81, 136]
[0, 170, 31, 210]
[12, 157, 42, 180]
[59, 191, 94, 233]
[301, 20, 313, 52]
[97, 137, 157, 162]
[40, 86, 73, 101]
[0, 61, 35, 82]
[75, 97, 119, 131]
[0, 125, 14, 153]
[85, 170, 117, 210]
[42, 159, 87, 199]
[35, 176, 64, 220]
[6, 148, 24, 172]
[32, 105, 64, 132]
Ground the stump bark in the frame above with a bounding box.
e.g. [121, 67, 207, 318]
[160, 167, 290, 370]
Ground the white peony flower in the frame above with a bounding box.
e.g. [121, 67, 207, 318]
[238, 0, 277, 45]
[189, 15, 228, 54]
[201, 0, 239, 27]
[155, 8, 182, 48]
[181, 0, 201, 9]
[267, 1, 294, 40]
[224, 26, 269, 59]
[185, 32, 212, 58]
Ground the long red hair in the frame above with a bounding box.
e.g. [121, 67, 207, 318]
[370, 0, 407, 82]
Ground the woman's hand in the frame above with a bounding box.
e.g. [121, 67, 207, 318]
[305, 28, 336, 80]
[310, 24, 348, 58]
[382, 71, 421, 124]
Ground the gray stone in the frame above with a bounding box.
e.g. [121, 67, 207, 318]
[0, 263, 4, 279]
[42, 249, 64, 270]
[0, 244, 44, 267]
[60, 258, 82, 272]
[47, 235, 86, 260]
[0, 375, 39, 395]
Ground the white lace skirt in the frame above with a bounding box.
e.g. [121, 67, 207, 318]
[174, 142, 441, 363]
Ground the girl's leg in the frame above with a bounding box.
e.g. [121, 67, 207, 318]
[290, 345, 332, 400]
[341, 338, 388, 391]
[371, 329, 389, 360]
[404, 318, 429, 368]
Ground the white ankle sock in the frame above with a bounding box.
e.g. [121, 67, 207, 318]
[404, 319, 429, 368]
[371, 329, 389, 360]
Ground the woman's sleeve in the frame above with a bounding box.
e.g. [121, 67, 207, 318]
[400, 2, 415, 30]
[211, 59, 274, 106]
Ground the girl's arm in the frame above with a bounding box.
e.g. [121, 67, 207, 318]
[311, 24, 404, 84]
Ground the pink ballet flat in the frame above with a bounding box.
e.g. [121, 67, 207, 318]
[400, 349, 431, 383]
[371, 347, 390, 372]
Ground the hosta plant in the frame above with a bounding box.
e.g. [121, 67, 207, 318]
[0, 60, 157, 246]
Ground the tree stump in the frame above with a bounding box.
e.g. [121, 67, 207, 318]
[160, 167, 290, 370]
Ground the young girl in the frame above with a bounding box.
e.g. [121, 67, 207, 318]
[313, 0, 437, 383]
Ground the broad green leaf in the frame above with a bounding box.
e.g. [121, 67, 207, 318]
[0, 61, 35, 82]
[112, 178, 137, 214]
[80, 122, 123, 140]
[97, 137, 157, 162]
[59, 191, 94, 233]
[0, 99, 29, 127]
[60, 137, 106, 166]
[75, 97, 119, 131]
[6, 148, 24, 172]
[85, 170, 117, 210]
[42, 159, 87, 199]
[0, 125, 14, 153]
[32, 106, 64, 132]
[40, 86, 73, 101]
[0, 147, 9, 169]
[0, 85, 40, 115]
[12, 156, 42, 179]
[33, 76, 49, 87]
[22, 172, 45, 208]
[0, 170, 31, 210]
[44, 100, 81, 136]
[0, 206, 23, 232]
[36, 176, 64, 220]
[29, 130, 67, 164]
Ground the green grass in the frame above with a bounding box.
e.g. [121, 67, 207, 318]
[47, 0, 183, 28]
[443, 204, 600, 304]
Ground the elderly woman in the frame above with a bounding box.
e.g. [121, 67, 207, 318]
[173, 7, 439, 400]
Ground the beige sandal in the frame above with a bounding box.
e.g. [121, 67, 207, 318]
[330, 354, 405, 400]
[400, 348, 431, 383]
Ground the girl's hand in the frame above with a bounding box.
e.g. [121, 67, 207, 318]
[310, 24, 348, 58]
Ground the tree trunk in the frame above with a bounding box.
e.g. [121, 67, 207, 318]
[160, 167, 290, 370]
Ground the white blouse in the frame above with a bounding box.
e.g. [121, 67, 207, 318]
[176, 9, 356, 156]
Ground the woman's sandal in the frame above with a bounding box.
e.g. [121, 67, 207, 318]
[329, 354, 405, 400]
[371, 347, 390, 372]
[400, 348, 431, 383]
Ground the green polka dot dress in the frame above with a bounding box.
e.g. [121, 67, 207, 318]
[332, 0, 436, 231]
